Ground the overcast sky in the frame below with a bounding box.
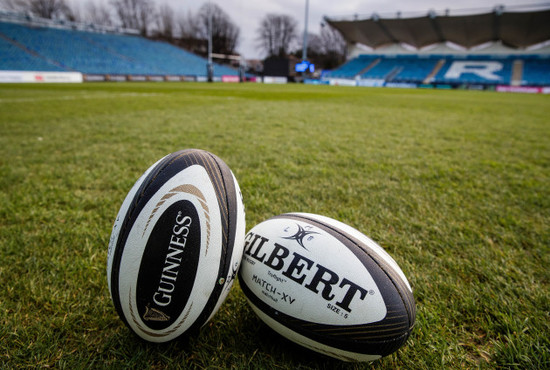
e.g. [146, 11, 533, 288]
[70, 0, 542, 58]
[166, 0, 541, 58]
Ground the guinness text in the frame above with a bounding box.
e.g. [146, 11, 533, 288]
[153, 212, 192, 307]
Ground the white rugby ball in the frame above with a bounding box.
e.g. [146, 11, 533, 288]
[107, 149, 245, 342]
[238, 213, 415, 362]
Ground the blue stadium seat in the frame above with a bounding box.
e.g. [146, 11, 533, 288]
[360, 57, 397, 79]
[0, 21, 238, 77]
[434, 55, 514, 85]
[391, 56, 440, 83]
[327, 55, 440, 83]
[324, 55, 378, 79]
[325, 53, 550, 87]
[521, 55, 550, 86]
[0, 35, 64, 71]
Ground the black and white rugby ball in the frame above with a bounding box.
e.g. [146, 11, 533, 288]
[238, 213, 415, 362]
[107, 149, 245, 342]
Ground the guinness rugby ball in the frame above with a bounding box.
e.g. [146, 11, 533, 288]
[107, 149, 245, 342]
[238, 213, 415, 362]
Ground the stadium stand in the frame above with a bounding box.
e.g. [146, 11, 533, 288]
[324, 53, 548, 87]
[358, 55, 441, 82]
[521, 55, 550, 86]
[1, 6, 548, 87]
[0, 14, 238, 80]
[325, 55, 378, 78]
[431, 55, 515, 86]
[0, 34, 64, 71]
[388, 56, 440, 83]
[323, 5, 550, 90]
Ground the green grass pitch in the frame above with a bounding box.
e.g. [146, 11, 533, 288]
[0, 82, 548, 368]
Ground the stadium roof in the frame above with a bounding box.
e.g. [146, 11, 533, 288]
[325, 5, 550, 50]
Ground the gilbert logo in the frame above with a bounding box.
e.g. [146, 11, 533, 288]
[244, 232, 369, 313]
[152, 211, 192, 307]
[282, 224, 319, 250]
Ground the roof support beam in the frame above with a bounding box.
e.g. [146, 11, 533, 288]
[493, 5, 504, 43]
[372, 13, 398, 45]
[428, 11, 445, 44]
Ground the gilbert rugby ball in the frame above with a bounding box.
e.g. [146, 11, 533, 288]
[107, 149, 245, 342]
[238, 213, 415, 362]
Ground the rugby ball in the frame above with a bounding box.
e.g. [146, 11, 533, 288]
[107, 149, 245, 342]
[238, 213, 415, 362]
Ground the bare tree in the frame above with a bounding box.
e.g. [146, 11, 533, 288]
[320, 24, 346, 57]
[174, 10, 205, 54]
[155, 3, 175, 40]
[83, 1, 114, 27]
[110, 0, 155, 35]
[257, 13, 298, 58]
[297, 32, 323, 58]
[177, 10, 200, 40]
[291, 25, 347, 69]
[6, 0, 73, 19]
[197, 3, 239, 55]
[318, 24, 347, 68]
